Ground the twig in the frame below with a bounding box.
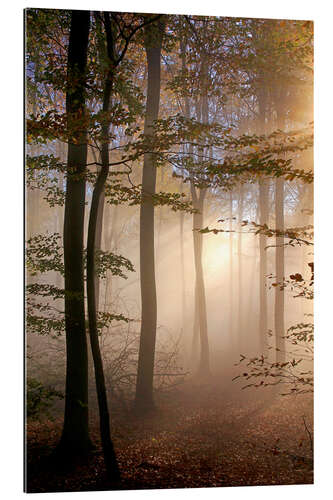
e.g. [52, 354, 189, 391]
[302, 415, 313, 456]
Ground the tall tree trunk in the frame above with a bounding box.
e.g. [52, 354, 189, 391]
[191, 56, 210, 377]
[27, 51, 41, 241]
[257, 88, 269, 355]
[180, 39, 200, 368]
[275, 175, 285, 363]
[94, 189, 105, 313]
[275, 107, 286, 364]
[228, 190, 234, 348]
[247, 249, 257, 339]
[55, 140, 65, 290]
[155, 167, 165, 281]
[57, 10, 92, 456]
[258, 177, 269, 353]
[191, 276, 200, 365]
[237, 182, 244, 350]
[179, 180, 187, 351]
[191, 185, 210, 376]
[86, 12, 120, 479]
[90, 145, 105, 315]
[135, 19, 164, 412]
[103, 204, 118, 313]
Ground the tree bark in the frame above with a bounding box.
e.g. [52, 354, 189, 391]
[86, 12, 120, 479]
[275, 175, 285, 363]
[57, 10, 92, 456]
[257, 88, 269, 355]
[91, 145, 105, 313]
[259, 177, 269, 353]
[275, 107, 286, 364]
[103, 204, 118, 313]
[135, 19, 164, 412]
[189, 54, 210, 377]
[179, 180, 187, 350]
[191, 278, 200, 364]
[191, 187, 210, 376]
[237, 182, 244, 350]
[228, 190, 234, 347]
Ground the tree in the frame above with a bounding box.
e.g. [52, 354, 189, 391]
[86, 10, 167, 467]
[86, 11, 120, 479]
[56, 9, 92, 457]
[190, 182, 209, 375]
[178, 20, 212, 377]
[135, 17, 165, 412]
[228, 189, 234, 345]
[257, 89, 269, 354]
[237, 181, 244, 347]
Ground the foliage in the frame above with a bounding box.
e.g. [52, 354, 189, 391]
[26, 233, 64, 276]
[26, 307, 65, 337]
[26, 233, 135, 279]
[234, 334, 313, 396]
[268, 262, 314, 300]
[104, 179, 195, 213]
[26, 154, 66, 206]
[198, 220, 313, 249]
[91, 249, 134, 279]
[97, 311, 132, 331]
[234, 261, 314, 396]
[26, 377, 64, 420]
[148, 116, 313, 188]
[25, 234, 134, 337]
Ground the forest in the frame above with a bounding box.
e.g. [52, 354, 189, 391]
[25, 8, 314, 493]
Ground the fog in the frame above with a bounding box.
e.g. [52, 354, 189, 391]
[26, 168, 313, 400]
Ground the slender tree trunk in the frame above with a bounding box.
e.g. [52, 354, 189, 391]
[87, 173, 120, 480]
[180, 39, 200, 368]
[259, 177, 269, 353]
[191, 57, 210, 377]
[103, 204, 118, 313]
[275, 175, 285, 363]
[90, 143, 105, 314]
[228, 190, 234, 348]
[27, 52, 41, 241]
[180, 40, 210, 375]
[257, 88, 269, 355]
[55, 140, 65, 290]
[237, 182, 244, 350]
[275, 107, 286, 364]
[191, 186, 210, 376]
[107, 204, 119, 252]
[155, 205, 163, 282]
[247, 252, 257, 339]
[191, 278, 200, 364]
[87, 175, 120, 479]
[57, 10, 92, 456]
[86, 12, 120, 479]
[135, 20, 164, 412]
[179, 180, 187, 347]
[155, 167, 165, 281]
[94, 189, 105, 312]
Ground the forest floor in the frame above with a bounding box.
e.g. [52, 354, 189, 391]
[26, 378, 313, 493]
